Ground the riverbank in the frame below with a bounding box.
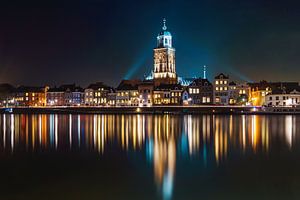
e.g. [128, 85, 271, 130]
[0, 106, 260, 115]
[1, 106, 300, 115]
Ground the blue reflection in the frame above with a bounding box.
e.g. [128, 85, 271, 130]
[146, 137, 154, 162]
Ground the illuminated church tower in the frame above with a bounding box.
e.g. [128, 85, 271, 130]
[153, 19, 177, 86]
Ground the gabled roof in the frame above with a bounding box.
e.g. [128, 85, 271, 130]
[248, 81, 300, 91]
[189, 78, 212, 87]
[48, 87, 65, 92]
[116, 79, 141, 91]
[49, 84, 83, 93]
[86, 82, 112, 90]
[15, 86, 46, 93]
[229, 81, 236, 86]
[215, 73, 229, 79]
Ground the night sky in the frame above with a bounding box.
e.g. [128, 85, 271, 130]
[0, 0, 299, 87]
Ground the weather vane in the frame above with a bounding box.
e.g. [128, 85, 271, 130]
[162, 18, 167, 31]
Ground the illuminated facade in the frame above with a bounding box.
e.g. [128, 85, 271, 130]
[265, 89, 300, 107]
[61, 84, 84, 106]
[153, 19, 177, 86]
[115, 80, 141, 106]
[14, 86, 48, 107]
[84, 82, 113, 106]
[213, 73, 229, 105]
[249, 81, 300, 106]
[153, 84, 182, 105]
[47, 87, 65, 106]
[138, 81, 154, 107]
[188, 78, 213, 104]
[228, 82, 250, 105]
[248, 81, 272, 106]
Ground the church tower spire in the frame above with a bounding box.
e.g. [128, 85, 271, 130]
[153, 19, 177, 86]
[162, 18, 167, 31]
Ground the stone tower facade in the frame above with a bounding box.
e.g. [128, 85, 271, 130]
[153, 19, 177, 86]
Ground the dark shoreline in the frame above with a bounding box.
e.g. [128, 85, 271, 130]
[1, 106, 299, 115]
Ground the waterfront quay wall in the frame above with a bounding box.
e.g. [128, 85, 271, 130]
[0, 106, 260, 115]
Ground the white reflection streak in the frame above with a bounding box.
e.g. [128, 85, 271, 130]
[3, 114, 6, 149]
[97, 115, 101, 153]
[101, 115, 104, 153]
[10, 114, 14, 152]
[137, 115, 142, 147]
[251, 115, 255, 147]
[78, 115, 81, 147]
[142, 115, 145, 142]
[285, 116, 293, 149]
[69, 114, 72, 148]
[93, 115, 97, 149]
[242, 115, 246, 151]
[55, 114, 58, 149]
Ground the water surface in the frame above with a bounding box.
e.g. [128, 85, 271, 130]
[0, 114, 299, 200]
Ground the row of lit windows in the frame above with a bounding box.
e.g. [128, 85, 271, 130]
[171, 92, 181, 97]
[189, 88, 200, 94]
[269, 96, 300, 101]
[215, 87, 228, 91]
[16, 97, 43, 101]
[117, 92, 139, 97]
[215, 80, 228, 85]
[139, 94, 152, 99]
[239, 90, 246, 94]
[202, 97, 211, 103]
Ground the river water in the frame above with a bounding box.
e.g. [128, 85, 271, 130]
[0, 114, 299, 200]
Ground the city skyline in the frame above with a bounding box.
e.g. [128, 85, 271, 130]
[0, 0, 300, 87]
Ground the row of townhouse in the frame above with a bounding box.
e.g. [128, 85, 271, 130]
[247, 81, 300, 107]
[213, 73, 251, 106]
[2, 74, 298, 107]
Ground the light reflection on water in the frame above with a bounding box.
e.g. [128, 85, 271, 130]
[0, 114, 299, 200]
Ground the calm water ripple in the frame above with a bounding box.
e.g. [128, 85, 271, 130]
[0, 114, 299, 200]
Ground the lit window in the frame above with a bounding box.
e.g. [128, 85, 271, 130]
[224, 81, 227, 84]
[224, 87, 227, 91]
[215, 81, 219, 85]
[216, 87, 219, 91]
[189, 88, 193, 94]
[220, 87, 223, 91]
[220, 81, 223, 84]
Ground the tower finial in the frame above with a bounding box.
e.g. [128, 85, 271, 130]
[162, 18, 167, 31]
[203, 65, 207, 79]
